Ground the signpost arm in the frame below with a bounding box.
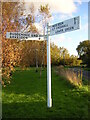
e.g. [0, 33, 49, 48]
[47, 23, 52, 108]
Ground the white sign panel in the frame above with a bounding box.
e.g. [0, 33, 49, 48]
[6, 32, 44, 39]
[50, 16, 80, 36]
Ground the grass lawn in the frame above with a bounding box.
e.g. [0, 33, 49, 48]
[2, 67, 89, 119]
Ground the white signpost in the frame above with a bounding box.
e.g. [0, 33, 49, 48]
[6, 32, 45, 40]
[6, 16, 80, 108]
[49, 16, 80, 36]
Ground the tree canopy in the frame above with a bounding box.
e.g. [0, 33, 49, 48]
[76, 40, 90, 67]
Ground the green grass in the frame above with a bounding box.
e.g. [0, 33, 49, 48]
[2, 67, 89, 119]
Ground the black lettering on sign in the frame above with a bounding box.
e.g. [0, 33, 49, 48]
[65, 26, 74, 32]
[55, 29, 64, 34]
[10, 32, 13, 35]
[74, 18, 76, 24]
[31, 34, 33, 37]
[72, 27, 74, 29]
[36, 34, 38, 37]
[12, 36, 14, 38]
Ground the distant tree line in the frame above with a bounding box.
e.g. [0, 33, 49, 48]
[51, 43, 82, 66]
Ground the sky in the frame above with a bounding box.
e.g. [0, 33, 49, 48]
[24, 0, 88, 56]
[50, 2, 88, 56]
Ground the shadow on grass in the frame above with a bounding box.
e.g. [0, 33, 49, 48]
[2, 101, 89, 119]
[3, 101, 48, 119]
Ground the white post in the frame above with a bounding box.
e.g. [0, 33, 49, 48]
[47, 23, 52, 108]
